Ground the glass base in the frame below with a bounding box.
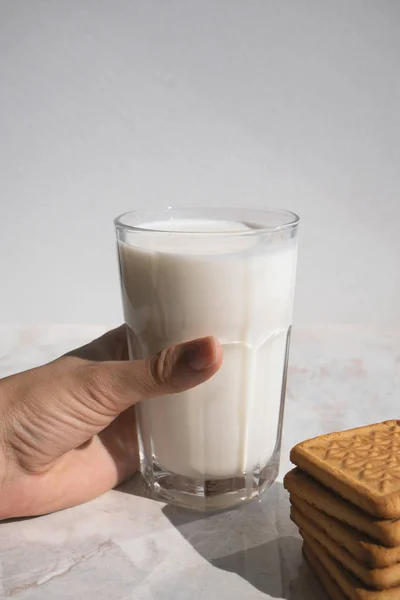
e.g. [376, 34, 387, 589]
[141, 452, 280, 511]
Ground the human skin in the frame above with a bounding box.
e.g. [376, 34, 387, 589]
[0, 326, 222, 520]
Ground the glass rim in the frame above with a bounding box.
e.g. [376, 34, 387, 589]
[114, 206, 300, 236]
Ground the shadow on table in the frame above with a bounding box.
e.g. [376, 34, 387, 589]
[161, 482, 323, 600]
[117, 477, 324, 599]
[0, 515, 39, 525]
[115, 472, 153, 500]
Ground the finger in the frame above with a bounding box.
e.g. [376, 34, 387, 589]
[82, 336, 223, 416]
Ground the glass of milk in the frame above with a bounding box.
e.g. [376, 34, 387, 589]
[115, 207, 299, 510]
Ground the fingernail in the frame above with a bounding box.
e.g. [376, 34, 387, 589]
[180, 338, 217, 372]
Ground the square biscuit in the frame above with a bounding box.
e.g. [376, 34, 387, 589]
[291, 494, 400, 568]
[302, 534, 400, 600]
[293, 506, 400, 590]
[290, 421, 400, 519]
[284, 469, 400, 547]
[303, 542, 348, 600]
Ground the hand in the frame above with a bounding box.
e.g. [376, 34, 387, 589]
[0, 326, 222, 519]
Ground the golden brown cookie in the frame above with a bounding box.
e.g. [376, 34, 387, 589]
[284, 468, 400, 547]
[302, 533, 400, 599]
[290, 421, 400, 518]
[303, 542, 348, 600]
[293, 506, 400, 590]
[291, 495, 400, 568]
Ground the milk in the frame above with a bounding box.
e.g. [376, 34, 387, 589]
[118, 219, 297, 480]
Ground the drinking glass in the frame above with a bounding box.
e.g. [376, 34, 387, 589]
[115, 207, 299, 510]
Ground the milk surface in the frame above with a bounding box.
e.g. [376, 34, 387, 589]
[118, 219, 297, 479]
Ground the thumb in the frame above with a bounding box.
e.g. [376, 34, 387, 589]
[84, 336, 223, 416]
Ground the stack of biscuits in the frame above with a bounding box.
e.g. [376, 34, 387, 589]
[284, 420, 400, 599]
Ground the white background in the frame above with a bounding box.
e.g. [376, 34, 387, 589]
[1, 0, 399, 326]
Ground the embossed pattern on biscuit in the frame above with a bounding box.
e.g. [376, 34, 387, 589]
[308, 424, 400, 493]
[291, 421, 400, 518]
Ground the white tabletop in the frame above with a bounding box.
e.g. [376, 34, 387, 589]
[0, 325, 398, 599]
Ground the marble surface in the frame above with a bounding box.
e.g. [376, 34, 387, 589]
[0, 325, 399, 599]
